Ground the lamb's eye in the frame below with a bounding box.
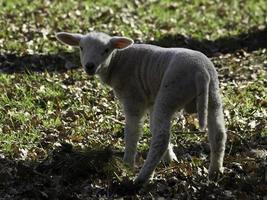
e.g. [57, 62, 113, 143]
[104, 48, 109, 53]
[101, 48, 109, 56]
[80, 47, 83, 51]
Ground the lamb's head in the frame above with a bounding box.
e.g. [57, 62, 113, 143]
[56, 32, 133, 76]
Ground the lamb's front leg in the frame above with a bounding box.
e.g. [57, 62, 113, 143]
[123, 112, 144, 167]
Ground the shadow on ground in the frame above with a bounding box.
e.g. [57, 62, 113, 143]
[149, 26, 267, 57]
[0, 134, 266, 199]
[0, 26, 266, 73]
[0, 144, 118, 200]
[0, 52, 80, 73]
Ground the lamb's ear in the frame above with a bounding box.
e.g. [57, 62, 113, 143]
[56, 32, 82, 47]
[110, 36, 134, 49]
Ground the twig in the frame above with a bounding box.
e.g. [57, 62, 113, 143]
[175, 131, 206, 135]
[105, 116, 124, 125]
[227, 130, 251, 149]
[227, 130, 245, 140]
[157, 165, 179, 174]
[227, 142, 233, 156]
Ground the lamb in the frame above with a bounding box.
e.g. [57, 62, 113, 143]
[56, 31, 227, 185]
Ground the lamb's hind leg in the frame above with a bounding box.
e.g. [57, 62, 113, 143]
[208, 84, 227, 179]
[135, 85, 191, 184]
[162, 143, 177, 164]
[149, 107, 177, 164]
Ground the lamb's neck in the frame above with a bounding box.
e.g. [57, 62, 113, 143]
[97, 50, 120, 86]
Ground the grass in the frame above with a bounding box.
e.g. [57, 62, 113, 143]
[0, 70, 123, 158]
[0, 0, 266, 156]
[1, 0, 267, 53]
[0, 0, 266, 158]
[0, 0, 266, 199]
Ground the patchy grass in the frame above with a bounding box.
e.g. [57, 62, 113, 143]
[0, 0, 266, 199]
[1, 0, 267, 53]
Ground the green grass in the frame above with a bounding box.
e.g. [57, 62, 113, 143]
[0, 70, 124, 158]
[0, 1, 266, 199]
[0, 0, 266, 160]
[1, 0, 266, 53]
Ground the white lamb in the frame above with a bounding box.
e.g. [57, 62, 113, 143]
[56, 31, 227, 185]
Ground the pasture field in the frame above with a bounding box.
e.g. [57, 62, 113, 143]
[0, 0, 266, 199]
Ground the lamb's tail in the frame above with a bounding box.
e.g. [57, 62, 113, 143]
[195, 71, 210, 130]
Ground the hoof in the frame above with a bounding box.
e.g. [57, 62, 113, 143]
[208, 169, 224, 181]
[123, 156, 135, 168]
[112, 179, 142, 195]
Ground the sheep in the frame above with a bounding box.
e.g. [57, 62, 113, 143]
[56, 31, 227, 185]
